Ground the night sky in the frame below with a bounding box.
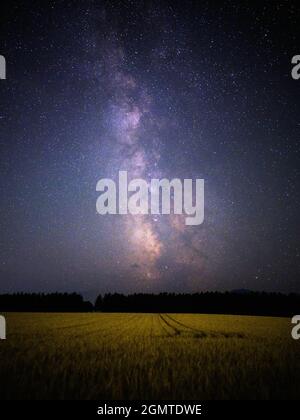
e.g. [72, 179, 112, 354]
[1, 1, 299, 299]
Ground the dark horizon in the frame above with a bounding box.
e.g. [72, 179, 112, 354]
[1, 289, 300, 318]
[1, 283, 299, 304]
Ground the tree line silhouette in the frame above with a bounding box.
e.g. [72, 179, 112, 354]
[0, 291, 299, 316]
[95, 291, 300, 317]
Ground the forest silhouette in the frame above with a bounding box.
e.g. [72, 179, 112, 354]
[0, 291, 299, 316]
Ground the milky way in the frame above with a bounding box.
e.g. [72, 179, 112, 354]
[103, 43, 165, 283]
[95, 27, 212, 291]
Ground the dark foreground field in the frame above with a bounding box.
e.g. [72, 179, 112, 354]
[0, 313, 299, 400]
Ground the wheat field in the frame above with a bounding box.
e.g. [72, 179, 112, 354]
[0, 313, 299, 400]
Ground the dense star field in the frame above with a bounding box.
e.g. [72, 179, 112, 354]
[0, 312, 299, 400]
[0, 1, 299, 298]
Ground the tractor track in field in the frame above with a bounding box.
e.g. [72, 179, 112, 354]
[159, 314, 181, 336]
[164, 314, 209, 337]
[36, 313, 246, 342]
[158, 315, 175, 337]
[161, 314, 246, 339]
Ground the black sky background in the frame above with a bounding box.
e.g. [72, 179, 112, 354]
[0, 1, 299, 300]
